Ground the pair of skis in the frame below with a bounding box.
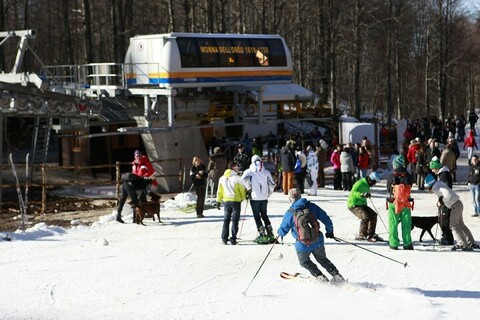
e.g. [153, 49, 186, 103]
[7, 153, 29, 232]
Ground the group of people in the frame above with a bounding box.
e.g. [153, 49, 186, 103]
[402, 111, 477, 146]
[116, 125, 479, 284]
[329, 137, 374, 192]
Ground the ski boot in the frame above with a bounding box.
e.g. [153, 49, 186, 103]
[266, 225, 278, 244]
[254, 226, 270, 244]
[330, 273, 346, 284]
[316, 272, 329, 282]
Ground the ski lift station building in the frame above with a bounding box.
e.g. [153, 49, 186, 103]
[2, 31, 322, 192]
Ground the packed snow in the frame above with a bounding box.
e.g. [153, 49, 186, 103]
[1, 143, 480, 320]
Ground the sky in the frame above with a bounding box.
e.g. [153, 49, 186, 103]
[1, 132, 480, 320]
[463, 0, 479, 12]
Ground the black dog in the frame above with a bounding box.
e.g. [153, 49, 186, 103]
[411, 216, 438, 241]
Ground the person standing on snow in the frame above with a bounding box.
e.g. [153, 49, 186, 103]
[330, 144, 343, 190]
[463, 129, 478, 162]
[280, 140, 296, 194]
[190, 156, 208, 218]
[116, 149, 157, 223]
[316, 139, 328, 188]
[294, 146, 307, 194]
[306, 145, 319, 196]
[216, 167, 246, 245]
[241, 155, 276, 244]
[429, 157, 454, 245]
[207, 146, 227, 194]
[385, 154, 415, 250]
[424, 174, 478, 251]
[233, 144, 250, 174]
[277, 188, 345, 283]
[340, 144, 355, 191]
[468, 155, 480, 218]
[347, 172, 384, 242]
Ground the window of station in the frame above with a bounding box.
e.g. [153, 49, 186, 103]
[177, 37, 287, 68]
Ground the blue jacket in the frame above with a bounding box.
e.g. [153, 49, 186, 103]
[277, 198, 334, 252]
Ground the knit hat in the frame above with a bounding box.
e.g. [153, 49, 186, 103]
[429, 157, 442, 170]
[424, 174, 436, 188]
[288, 188, 302, 202]
[393, 155, 406, 169]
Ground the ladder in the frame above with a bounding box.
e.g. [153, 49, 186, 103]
[30, 117, 52, 168]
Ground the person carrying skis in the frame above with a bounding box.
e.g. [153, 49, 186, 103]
[241, 154, 277, 244]
[385, 154, 414, 250]
[424, 174, 478, 251]
[216, 167, 246, 245]
[347, 171, 384, 242]
[277, 188, 345, 283]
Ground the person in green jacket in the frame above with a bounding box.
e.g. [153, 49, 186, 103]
[217, 166, 247, 245]
[347, 171, 383, 242]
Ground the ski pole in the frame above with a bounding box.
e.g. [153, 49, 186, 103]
[369, 198, 389, 233]
[237, 198, 249, 239]
[334, 236, 408, 268]
[242, 236, 279, 295]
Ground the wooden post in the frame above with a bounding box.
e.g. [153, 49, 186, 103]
[115, 161, 120, 203]
[41, 164, 46, 215]
[178, 158, 183, 193]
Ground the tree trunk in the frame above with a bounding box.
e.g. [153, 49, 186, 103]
[83, 0, 93, 62]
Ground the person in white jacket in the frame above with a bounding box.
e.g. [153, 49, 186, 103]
[425, 174, 477, 251]
[241, 155, 276, 244]
[340, 144, 355, 191]
[306, 146, 319, 196]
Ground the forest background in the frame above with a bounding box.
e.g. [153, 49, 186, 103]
[0, 0, 479, 124]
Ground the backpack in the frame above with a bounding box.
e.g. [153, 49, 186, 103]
[291, 203, 319, 245]
[294, 155, 302, 173]
[391, 172, 412, 214]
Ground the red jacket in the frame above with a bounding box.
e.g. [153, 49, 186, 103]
[464, 130, 478, 149]
[132, 155, 158, 186]
[407, 143, 420, 164]
[358, 152, 370, 169]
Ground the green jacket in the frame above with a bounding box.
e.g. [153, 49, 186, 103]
[347, 177, 370, 208]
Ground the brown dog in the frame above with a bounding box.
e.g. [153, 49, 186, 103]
[134, 194, 161, 225]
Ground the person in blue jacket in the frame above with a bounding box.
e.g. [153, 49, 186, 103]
[277, 188, 345, 283]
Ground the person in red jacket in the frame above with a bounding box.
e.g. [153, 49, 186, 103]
[406, 138, 421, 182]
[357, 146, 370, 178]
[463, 129, 478, 162]
[116, 150, 157, 223]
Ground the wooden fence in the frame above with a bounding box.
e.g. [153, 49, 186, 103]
[0, 158, 183, 214]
